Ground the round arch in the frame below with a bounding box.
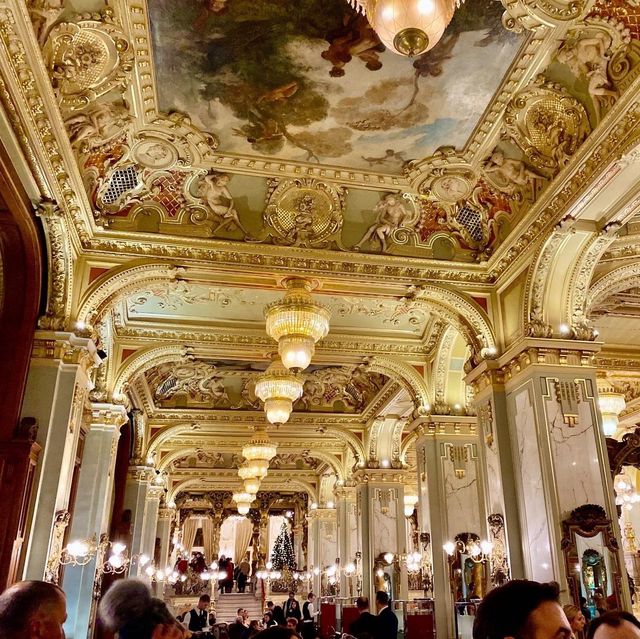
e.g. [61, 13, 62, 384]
[367, 355, 431, 413]
[587, 261, 640, 314]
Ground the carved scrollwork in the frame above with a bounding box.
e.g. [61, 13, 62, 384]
[502, 0, 591, 33]
[43, 8, 133, 112]
[504, 75, 591, 174]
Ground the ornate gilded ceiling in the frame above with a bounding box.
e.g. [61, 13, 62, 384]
[5, 0, 640, 507]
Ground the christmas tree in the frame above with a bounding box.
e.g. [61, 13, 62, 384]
[270, 520, 296, 569]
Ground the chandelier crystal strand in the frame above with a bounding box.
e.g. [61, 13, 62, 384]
[238, 463, 261, 495]
[348, 0, 463, 57]
[265, 278, 331, 371]
[254, 359, 304, 425]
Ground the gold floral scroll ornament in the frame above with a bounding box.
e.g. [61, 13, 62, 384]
[43, 8, 133, 111]
[504, 75, 590, 174]
[262, 178, 346, 249]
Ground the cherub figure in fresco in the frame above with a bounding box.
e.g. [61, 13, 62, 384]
[193, 0, 229, 30]
[65, 102, 131, 150]
[197, 172, 249, 236]
[321, 13, 385, 77]
[355, 194, 415, 253]
[361, 149, 406, 167]
[483, 150, 541, 192]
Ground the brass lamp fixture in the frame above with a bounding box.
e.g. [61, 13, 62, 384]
[265, 278, 331, 371]
[254, 358, 304, 425]
[348, 0, 464, 57]
[242, 428, 277, 480]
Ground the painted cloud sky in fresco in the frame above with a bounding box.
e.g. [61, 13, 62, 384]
[149, 0, 524, 172]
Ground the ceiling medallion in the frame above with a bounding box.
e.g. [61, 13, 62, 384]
[254, 358, 304, 425]
[264, 278, 331, 372]
[260, 178, 346, 249]
[348, 0, 464, 57]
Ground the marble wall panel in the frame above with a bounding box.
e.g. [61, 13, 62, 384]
[320, 520, 338, 569]
[372, 489, 399, 558]
[441, 443, 481, 538]
[512, 386, 554, 582]
[545, 379, 606, 515]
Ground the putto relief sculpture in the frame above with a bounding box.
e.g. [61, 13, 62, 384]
[354, 193, 420, 253]
[196, 171, 250, 237]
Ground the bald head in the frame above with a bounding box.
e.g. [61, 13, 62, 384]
[0, 581, 66, 639]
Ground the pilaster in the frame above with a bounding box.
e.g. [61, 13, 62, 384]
[123, 465, 154, 575]
[307, 508, 337, 596]
[21, 331, 100, 581]
[353, 469, 409, 603]
[63, 403, 126, 639]
[466, 338, 631, 608]
[336, 486, 359, 597]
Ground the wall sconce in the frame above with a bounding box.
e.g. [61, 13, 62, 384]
[444, 538, 493, 563]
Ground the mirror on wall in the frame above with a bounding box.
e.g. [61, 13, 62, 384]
[561, 504, 623, 615]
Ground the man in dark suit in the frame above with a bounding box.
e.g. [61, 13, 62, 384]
[349, 596, 377, 639]
[375, 591, 398, 639]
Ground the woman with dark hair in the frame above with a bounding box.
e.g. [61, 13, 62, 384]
[98, 579, 186, 639]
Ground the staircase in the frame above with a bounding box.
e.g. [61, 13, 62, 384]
[214, 592, 263, 623]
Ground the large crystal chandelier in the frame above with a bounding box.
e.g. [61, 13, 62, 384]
[265, 279, 331, 371]
[599, 392, 626, 437]
[254, 359, 304, 425]
[242, 428, 277, 480]
[348, 0, 464, 57]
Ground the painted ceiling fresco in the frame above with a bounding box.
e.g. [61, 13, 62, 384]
[148, 0, 524, 172]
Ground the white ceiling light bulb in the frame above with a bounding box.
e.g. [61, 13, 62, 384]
[348, 0, 461, 57]
[254, 358, 304, 425]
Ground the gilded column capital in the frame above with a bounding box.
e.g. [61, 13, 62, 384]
[351, 468, 409, 485]
[307, 508, 337, 522]
[89, 402, 128, 429]
[32, 331, 100, 377]
[147, 485, 165, 500]
[334, 486, 357, 502]
[465, 337, 602, 393]
[413, 415, 478, 441]
[127, 465, 155, 483]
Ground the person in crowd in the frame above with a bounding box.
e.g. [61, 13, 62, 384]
[301, 592, 317, 639]
[209, 608, 217, 626]
[472, 580, 571, 639]
[349, 596, 377, 639]
[581, 598, 592, 623]
[238, 555, 251, 593]
[587, 611, 640, 639]
[0, 580, 67, 639]
[263, 611, 277, 628]
[219, 556, 228, 594]
[236, 608, 249, 627]
[285, 618, 298, 632]
[254, 628, 297, 639]
[182, 594, 211, 633]
[564, 604, 587, 639]
[225, 558, 235, 593]
[244, 619, 262, 638]
[283, 592, 300, 620]
[286, 599, 301, 622]
[229, 615, 246, 639]
[375, 591, 398, 639]
[267, 601, 285, 626]
[594, 590, 608, 616]
[98, 579, 187, 639]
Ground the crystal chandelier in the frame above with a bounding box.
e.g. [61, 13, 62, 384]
[348, 0, 464, 57]
[599, 392, 626, 437]
[238, 463, 261, 495]
[255, 359, 304, 425]
[242, 429, 277, 480]
[265, 278, 331, 371]
[232, 491, 254, 516]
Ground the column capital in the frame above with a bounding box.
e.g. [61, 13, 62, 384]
[334, 486, 357, 501]
[351, 468, 409, 485]
[147, 485, 165, 500]
[89, 403, 128, 429]
[158, 508, 175, 521]
[127, 465, 155, 483]
[413, 415, 478, 441]
[307, 508, 336, 522]
[465, 337, 602, 394]
[31, 331, 100, 376]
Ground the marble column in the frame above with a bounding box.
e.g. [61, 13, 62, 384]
[157, 508, 174, 570]
[354, 470, 409, 603]
[414, 416, 486, 639]
[336, 486, 359, 597]
[307, 508, 338, 596]
[141, 485, 163, 566]
[21, 331, 100, 581]
[122, 466, 154, 575]
[63, 403, 127, 639]
[466, 339, 631, 607]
